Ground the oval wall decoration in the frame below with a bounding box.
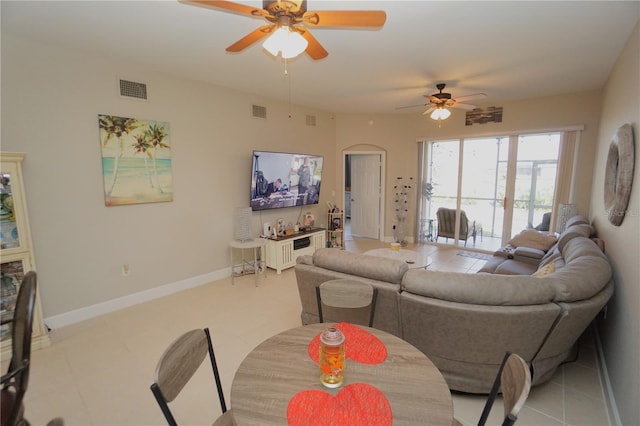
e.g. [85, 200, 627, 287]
[604, 123, 635, 226]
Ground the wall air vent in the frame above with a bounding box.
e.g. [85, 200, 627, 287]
[305, 115, 317, 126]
[119, 79, 148, 100]
[252, 104, 267, 119]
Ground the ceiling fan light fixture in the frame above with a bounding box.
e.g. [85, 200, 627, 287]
[262, 26, 308, 59]
[430, 107, 451, 120]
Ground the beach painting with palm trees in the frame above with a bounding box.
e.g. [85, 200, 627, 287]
[98, 114, 172, 206]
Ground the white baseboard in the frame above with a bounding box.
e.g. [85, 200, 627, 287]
[593, 323, 621, 426]
[44, 268, 230, 330]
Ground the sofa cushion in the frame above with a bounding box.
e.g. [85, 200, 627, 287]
[494, 260, 539, 275]
[545, 237, 612, 302]
[540, 243, 559, 262]
[401, 269, 555, 306]
[312, 248, 408, 284]
[557, 223, 593, 252]
[508, 229, 557, 251]
[476, 256, 505, 274]
[565, 215, 590, 228]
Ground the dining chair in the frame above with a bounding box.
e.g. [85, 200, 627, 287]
[1, 271, 37, 426]
[452, 352, 532, 426]
[150, 328, 235, 426]
[315, 279, 378, 327]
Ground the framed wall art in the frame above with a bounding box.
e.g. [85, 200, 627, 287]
[98, 114, 173, 206]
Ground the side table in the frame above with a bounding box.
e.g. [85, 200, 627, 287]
[420, 218, 436, 242]
[229, 239, 266, 286]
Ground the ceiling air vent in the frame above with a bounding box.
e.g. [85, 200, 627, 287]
[305, 115, 317, 126]
[119, 79, 148, 100]
[252, 104, 267, 119]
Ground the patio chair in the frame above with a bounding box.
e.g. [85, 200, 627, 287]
[436, 208, 477, 246]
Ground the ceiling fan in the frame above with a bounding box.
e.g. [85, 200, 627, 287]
[397, 83, 487, 120]
[179, 0, 387, 59]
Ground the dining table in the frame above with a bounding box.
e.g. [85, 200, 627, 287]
[230, 322, 453, 425]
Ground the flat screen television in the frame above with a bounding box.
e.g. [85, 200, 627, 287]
[250, 150, 323, 211]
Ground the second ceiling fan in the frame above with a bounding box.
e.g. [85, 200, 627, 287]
[180, 0, 387, 59]
[398, 83, 487, 120]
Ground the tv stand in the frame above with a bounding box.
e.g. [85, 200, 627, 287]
[263, 228, 325, 274]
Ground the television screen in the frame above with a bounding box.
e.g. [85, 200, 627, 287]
[250, 151, 323, 211]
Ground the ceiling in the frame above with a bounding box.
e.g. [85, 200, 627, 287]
[2, 1, 639, 115]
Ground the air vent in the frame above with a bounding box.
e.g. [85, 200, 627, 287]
[305, 115, 317, 126]
[119, 79, 148, 100]
[252, 104, 267, 119]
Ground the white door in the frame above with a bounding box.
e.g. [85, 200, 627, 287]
[350, 154, 381, 239]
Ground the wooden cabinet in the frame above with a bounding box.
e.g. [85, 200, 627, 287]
[327, 210, 345, 249]
[263, 228, 325, 274]
[1, 152, 50, 359]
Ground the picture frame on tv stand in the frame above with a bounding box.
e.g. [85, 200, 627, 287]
[250, 151, 323, 212]
[303, 213, 315, 230]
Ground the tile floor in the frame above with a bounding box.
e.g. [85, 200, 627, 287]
[2, 238, 610, 425]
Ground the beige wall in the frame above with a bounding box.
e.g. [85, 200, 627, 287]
[335, 91, 603, 240]
[590, 21, 639, 425]
[1, 35, 338, 318]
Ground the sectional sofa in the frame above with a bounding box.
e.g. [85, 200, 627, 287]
[294, 216, 613, 393]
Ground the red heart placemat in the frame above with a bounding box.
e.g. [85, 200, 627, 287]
[287, 382, 392, 426]
[308, 322, 387, 365]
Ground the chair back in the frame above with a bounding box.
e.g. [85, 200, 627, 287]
[436, 208, 471, 240]
[535, 212, 552, 231]
[316, 280, 378, 327]
[478, 352, 532, 426]
[1, 271, 37, 426]
[150, 328, 228, 426]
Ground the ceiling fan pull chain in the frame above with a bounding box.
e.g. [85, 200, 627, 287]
[284, 58, 293, 118]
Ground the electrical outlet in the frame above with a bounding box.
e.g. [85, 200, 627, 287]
[122, 264, 130, 276]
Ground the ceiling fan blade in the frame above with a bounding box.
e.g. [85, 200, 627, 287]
[422, 107, 436, 116]
[179, 0, 267, 17]
[298, 28, 328, 60]
[395, 104, 427, 110]
[226, 25, 274, 52]
[302, 10, 386, 27]
[451, 103, 477, 110]
[454, 93, 487, 103]
[428, 95, 442, 103]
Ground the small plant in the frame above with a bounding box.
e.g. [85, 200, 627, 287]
[424, 181, 433, 201]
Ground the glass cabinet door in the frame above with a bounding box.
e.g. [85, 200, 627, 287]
[0, 152, 49, 359]
[1, 257, 29, 339]
[1, 163, 26, 252]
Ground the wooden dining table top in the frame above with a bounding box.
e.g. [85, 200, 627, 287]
[230, 322, 453, 425]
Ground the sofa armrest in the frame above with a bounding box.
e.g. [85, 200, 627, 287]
[296, 254, 314, 265]
[514, 246, 545, 260]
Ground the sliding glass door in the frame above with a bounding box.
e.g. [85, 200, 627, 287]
[460, 137, 507, 247]
[419, 132, 561, 251]
[512, 134, 560, 234]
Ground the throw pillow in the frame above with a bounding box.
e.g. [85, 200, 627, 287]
[508, 229, 558, 251]
[533, 263, 555, 277]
